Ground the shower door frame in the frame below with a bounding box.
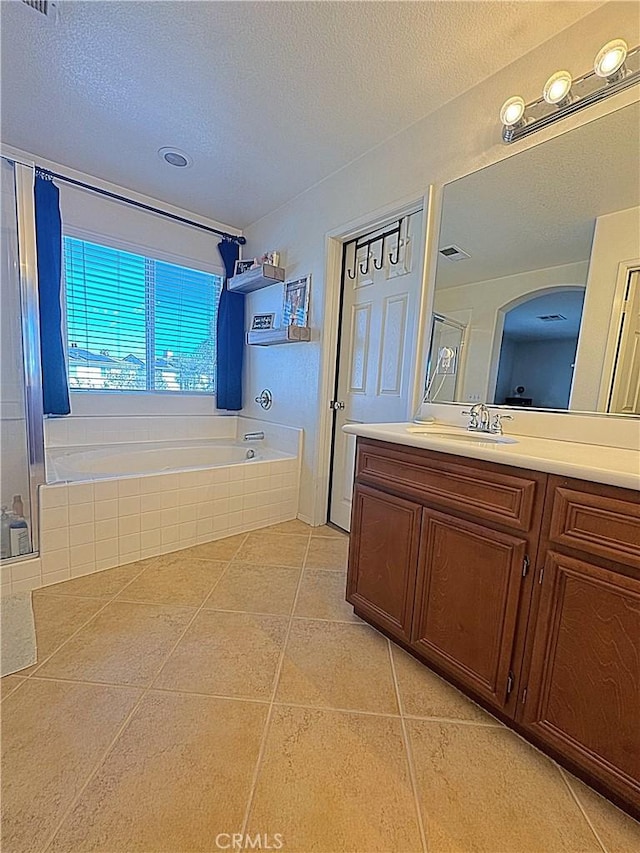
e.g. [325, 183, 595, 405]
[10, 160, 45, 556]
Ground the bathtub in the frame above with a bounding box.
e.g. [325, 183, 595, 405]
[47, 439, 288, 482]
[38, 435, 301, 588]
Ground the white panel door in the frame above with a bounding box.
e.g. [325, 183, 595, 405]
[329, 210, 423, 530]
[610, 270, 640, 414]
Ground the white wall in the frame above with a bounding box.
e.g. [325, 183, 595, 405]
[242, 2, 640, 524]
[571, 205, 640, 410]
[433, 261, 588, 404]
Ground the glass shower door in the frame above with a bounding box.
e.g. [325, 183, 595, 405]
[1, 156, 44, 560]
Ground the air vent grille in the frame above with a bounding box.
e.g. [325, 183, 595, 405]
[439, 244, 470, 262]
[21, 0, 57, 18]
[537, 314, 567, 322]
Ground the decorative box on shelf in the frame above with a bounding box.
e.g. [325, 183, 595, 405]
[228, 263, 285, 294]
[247, 326, 311, 346]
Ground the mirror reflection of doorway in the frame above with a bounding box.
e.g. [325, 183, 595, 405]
[493, 288, 586, 410]
[424, 313, 466, 402]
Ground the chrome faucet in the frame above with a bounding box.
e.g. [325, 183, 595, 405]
[243, 431, 265, 441]
[462, 403, 513, 435]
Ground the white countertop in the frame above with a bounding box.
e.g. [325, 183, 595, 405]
[342, 422, 640, 491]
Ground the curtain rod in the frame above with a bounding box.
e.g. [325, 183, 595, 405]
[34, 166, 246, 245]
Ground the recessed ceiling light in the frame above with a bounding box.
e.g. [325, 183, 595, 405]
[158, 147, 193, 168]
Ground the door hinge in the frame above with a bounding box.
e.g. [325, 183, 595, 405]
[521, 687, 528, 705]
[329, 400, 345, 411]
[522, 554, 530, 577]
[506, 671, 515, 698]
[538, 566, 545, 584]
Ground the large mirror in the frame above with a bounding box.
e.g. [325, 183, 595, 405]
[425, 102, 640, 416]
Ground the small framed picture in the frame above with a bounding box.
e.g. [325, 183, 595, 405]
[234, 259, 256, 277]
[251, 313, 275, 331]
[282, 275, 310, 327]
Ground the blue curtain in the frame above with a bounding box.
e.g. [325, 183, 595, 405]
[34, 175, 70, 416]
[216, 238, 244, 410]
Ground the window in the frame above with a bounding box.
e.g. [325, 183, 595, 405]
[64, 237, 223, 393]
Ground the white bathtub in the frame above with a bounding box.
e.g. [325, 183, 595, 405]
[47, 440, 288, 482]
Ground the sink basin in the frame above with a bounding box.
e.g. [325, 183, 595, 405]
[407, 427, 517, 445]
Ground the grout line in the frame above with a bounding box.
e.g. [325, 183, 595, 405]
[558, 766, 609, 853]
[40, 553, 233, 853]
[388, 639, 429, 853]
[402, 713, 503, 728]
[239, 531, 313, 837]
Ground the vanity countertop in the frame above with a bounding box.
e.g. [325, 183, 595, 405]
[342, 422, 640, 490]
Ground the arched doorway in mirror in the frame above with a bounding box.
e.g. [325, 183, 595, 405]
[491, 286, 586, 410]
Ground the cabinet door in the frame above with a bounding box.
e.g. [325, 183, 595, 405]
[347, 484, 422, 640]
[523, 552, 640, 807]
[412, 509, 527, 711]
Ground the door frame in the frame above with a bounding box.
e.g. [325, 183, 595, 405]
[596, 259, 640, 411]
[313, 185, 438, 527]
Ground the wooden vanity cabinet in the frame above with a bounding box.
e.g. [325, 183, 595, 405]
[347, 441, 640, 817]
[519, 476, 640, 814]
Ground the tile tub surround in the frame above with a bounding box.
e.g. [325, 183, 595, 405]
[25, 457, 301, 593]
[2, 524, 638, 852]
[0, 415, 303, 595]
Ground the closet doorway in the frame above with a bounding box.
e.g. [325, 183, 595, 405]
[328, 209, 424, 531]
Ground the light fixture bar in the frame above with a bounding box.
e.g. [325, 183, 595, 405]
[502, 43, 640, 143]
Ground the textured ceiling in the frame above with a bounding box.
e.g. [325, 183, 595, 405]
[1, 0, 603, 227]
[436, 101, 640, 289]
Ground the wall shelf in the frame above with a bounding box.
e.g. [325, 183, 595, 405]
[228, 263, 285, 294]
[247, 326, 311, 346]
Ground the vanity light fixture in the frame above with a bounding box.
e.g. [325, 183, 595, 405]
[543, 71, 573, 106]
[594, 38, 628, 81]
[499, 96, 526, 127]
[500, 39, 639, 143]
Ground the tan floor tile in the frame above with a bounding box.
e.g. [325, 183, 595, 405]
[565, 774, 640, 852]
[155, 609, 288, 699]
[305, 536, 349, 571]
[19, 593, 106, 676]
[1, 678, 140, 853]
[39, 562, 145, 599]
[294, 569, 359, 622]
[117, 556, 227, 607]
[391, 645, 497, 724]
[204, 562, 301, 615]
[0, 674, 25, 700]
[266, 519, 311, 535]
[234, 532, 309, 567]
[49, 691, 268, 852]
[247, 705, 422, 852]
[276, 619, 398, 713]
[312, 524, 348, 538]
[407, 720, 602, 852]
[182, 533, 248, 561]
[36, 601, 193, 687]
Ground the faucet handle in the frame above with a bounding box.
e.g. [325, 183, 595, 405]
[491, 413, 513, 434]
[462, 409, 480, 429]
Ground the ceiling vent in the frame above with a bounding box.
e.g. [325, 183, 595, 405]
[537, 314, 567, 322]
[20, 0, 57, 19]
[439, 245, 470, 262]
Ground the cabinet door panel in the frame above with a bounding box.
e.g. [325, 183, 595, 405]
[523, 552, 640, 805]
[412, 509, 527, 710]
[347, 484, 421, 640]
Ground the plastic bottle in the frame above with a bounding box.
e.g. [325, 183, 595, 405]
[0, 507, 10, 559]
[9, 495, 30, 557]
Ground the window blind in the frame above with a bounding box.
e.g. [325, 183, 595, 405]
[64, 237, 223, 393]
